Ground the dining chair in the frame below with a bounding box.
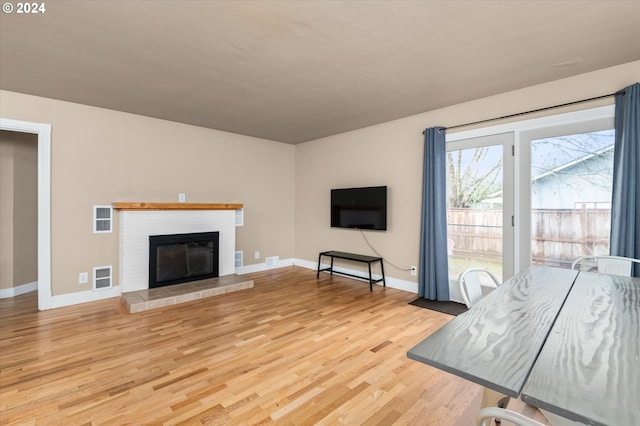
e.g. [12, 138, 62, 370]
[458, 268, 501, 309]
[447, 238, 455, 255]
[571, 255, 640, 277]
[458, 268, 509, 420]
[476, 407, 544, 426]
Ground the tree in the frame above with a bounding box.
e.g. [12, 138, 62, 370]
[531, 131, 614, 192]
[447, 147, 502, 208]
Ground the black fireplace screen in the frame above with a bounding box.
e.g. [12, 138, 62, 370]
[149, 231, 219, 288]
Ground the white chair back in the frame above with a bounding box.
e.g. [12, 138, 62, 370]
[597, 257, 632, 276]
[571, 255, 640, 277]
[476, 407, 544, 426]
[458, 268, 500, 309]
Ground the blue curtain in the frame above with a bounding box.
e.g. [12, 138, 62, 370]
[419, 127, 450, 300]
[610, 82, 640, 277]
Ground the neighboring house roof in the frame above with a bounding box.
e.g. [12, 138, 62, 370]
[478, 145, 614, 205]
[532, 145, 614, 183]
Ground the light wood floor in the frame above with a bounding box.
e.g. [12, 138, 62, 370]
[0, 267, 549, 425]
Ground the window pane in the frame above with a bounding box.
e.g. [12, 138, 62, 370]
[447, 144, 503, 282]
[531, 129, 614, 268]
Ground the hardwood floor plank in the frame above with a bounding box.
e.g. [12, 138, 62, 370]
[0, 267, 548, 425]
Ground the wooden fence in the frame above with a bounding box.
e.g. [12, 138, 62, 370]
[448, 208, 611, 266]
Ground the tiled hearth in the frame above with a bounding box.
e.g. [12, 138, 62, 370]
[121, 274, 253, 313]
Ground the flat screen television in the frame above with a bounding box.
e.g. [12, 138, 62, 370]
[331, 186, 387, 231]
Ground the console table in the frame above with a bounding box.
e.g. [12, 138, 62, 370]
[316, 251, 385, 291]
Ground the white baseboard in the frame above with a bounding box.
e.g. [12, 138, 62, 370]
[293, 258, 418, 294]
[48, 259, 298, 309]
[235, 258, 294, 275]
[0, 281, 38, 299]
[294, 259, 472, 303]
[43, 256, 440, 308]
[2, 264, 454, 305]
[51, 286, 121, 309]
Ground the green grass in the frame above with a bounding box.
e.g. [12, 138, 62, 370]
[449, 255, 503, 282]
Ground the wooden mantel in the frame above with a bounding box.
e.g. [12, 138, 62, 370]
[112, 202, 243, 211]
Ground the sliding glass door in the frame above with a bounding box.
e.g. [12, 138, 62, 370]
[446, 107, 614, 293]
[520, 120, 615, 270]
[446, 133, 514, 284]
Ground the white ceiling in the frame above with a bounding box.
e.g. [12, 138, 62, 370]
[1, 1, 639, 144]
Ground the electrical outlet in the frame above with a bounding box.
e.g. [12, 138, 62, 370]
[254, 251, 260, 260]
[79, 272, 89, 284]
[410, 266, 417, 276]
[178, 193, 186, 202]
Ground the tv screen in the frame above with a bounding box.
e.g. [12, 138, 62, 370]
[331, 186, 387, 231]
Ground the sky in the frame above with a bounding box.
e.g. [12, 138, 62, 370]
[451, 129, 614, 183]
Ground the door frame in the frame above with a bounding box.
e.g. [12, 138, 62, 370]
[0, 118, 52, 310]
[445, 132, 515, 283]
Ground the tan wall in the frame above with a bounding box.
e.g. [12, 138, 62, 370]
[12, 133, 38, 286]
[0, 91, 295, 296]
[0, 130, 38, 290]
[295, 61, 640, 282]
[1, 60, 637, 298]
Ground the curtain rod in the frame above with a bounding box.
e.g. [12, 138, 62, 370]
[424, 90, 623, 134]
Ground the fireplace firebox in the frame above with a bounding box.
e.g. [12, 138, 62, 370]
[149, 231, 219, 289]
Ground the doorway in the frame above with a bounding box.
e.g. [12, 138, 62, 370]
[445, 105, 614, 292]
[0, 130, 38, 302]
[0, 118, 51, 310]
[446, 132, 515, 285]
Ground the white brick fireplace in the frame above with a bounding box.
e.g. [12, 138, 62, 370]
[115, 203, 240, 293]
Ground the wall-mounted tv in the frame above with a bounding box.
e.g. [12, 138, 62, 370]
[331, 186, 387, 231]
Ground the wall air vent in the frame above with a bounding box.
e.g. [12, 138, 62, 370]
[235, 208, 244, 226]
[235, 251, 243, 268]
[93, 266, 112, 290]
[93, 206, 113, 233]
[266, 256, 280, 268]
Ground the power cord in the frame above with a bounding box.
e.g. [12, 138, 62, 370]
[359, 229, 413, 272]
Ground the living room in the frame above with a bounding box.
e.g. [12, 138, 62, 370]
[1, 1, 639, 424]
